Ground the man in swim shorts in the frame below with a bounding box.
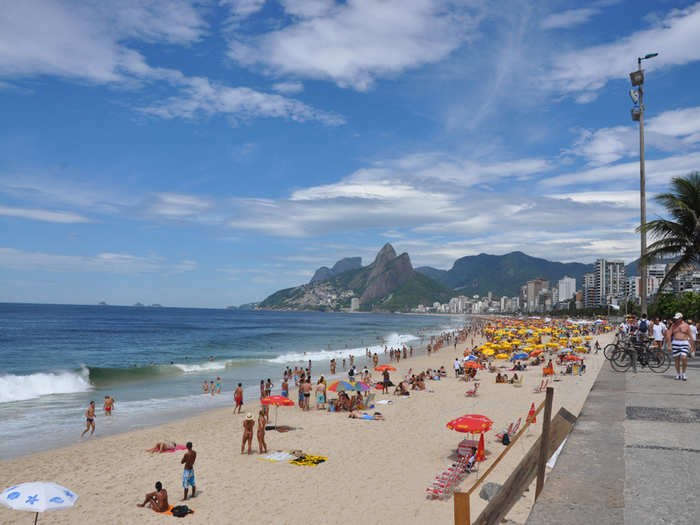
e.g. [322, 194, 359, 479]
[234, 383, 243, 414]
[80, 401, 96, 438]
[181, 441, 196, 500]
[666, 313, 695, 381]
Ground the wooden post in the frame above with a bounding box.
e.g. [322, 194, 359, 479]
[454, 492, 470, 525]
[535, 386, 554, 500]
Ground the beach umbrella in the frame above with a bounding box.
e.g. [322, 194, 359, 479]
[482, 349, 495, 356]
[495, 353, 509, 360]
[476, 433, 486, 462]
[327, 380, 355, 392]
[1, 482, 78, 524]
[374, 365, 396, 372]
[529, 349, 543, 357]
[446, 414, 493, 434]
[353, 382, 370, 392]
[465, 354, 478, 361]
[261, 395, 294, 428]
[512, 353, 528, 360]
[464, 361, 483, 370]
[564, 355, 582, 362]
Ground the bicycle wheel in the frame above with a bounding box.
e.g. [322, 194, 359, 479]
[603, 343, 619, 361]
[648, 350, 671, 373]
[610, 348, 633, 372]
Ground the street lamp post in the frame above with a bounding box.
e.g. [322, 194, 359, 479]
[629, 52, 658, 316]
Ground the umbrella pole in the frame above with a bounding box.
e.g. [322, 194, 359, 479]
[275, 405, 279, 429]
[34, 512, 38, 525]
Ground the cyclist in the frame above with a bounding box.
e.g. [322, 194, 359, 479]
[637, 314, 650, 341]
[666, 313, 695, 381]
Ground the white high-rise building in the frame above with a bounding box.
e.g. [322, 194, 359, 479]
[595, 259, 626, 305]
[558, 276, 576, 302]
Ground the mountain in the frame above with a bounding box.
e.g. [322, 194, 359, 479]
[310, 256, 362, 283]
[417, 252, 594, 297]
[260, 244, 454, 311]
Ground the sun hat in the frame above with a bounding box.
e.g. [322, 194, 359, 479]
[246, 412, 254, 420]
[674, 312, 683, 320]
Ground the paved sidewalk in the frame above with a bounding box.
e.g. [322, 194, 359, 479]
[526, 356, 700, 525]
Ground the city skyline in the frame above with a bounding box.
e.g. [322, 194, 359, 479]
[2, 1, 700, 307]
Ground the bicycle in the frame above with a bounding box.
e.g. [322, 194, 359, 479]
[609, 336, 670, 373]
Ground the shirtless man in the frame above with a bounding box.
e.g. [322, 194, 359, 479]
[80, 401, 96, 438]
[281, 378, 289, 398]
[257, 410, 268, 454]
[234, 383, 243, 414]
[137, 481, 168, 512]
[242, 413, 255, 454]
[103, 395, 114, 416]
[181, 442, 196, 500]
[300, 379, 312, 410]
[202, 381, 209, 394]
[666, 313, 695, 381]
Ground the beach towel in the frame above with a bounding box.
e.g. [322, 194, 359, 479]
[261, 452, 296, 463]
[158, 505, 195, 517]
[376, 400, 393, 405]
[290, 454, 327, 467]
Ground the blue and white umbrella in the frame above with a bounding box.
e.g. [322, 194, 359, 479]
[1, 482, 78, 523]
[465, 354, 478, 361]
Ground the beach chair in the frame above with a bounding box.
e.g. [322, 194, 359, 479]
[513, 375, 523, 388]
[510, 417, 522, 436]
[360, 393, 375, 409]
[534, 379, 549, 393]
[465, 382, 480, 397]
[495, 421, 514, 441]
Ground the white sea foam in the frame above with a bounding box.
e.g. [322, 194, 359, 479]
[173, 360, 230, 373]
[267, 333, 420, 364]
[0, 366, 92, 403]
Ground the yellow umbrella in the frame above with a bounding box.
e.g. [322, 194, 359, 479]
[584, 336, 593, 340]
[482, 348, 495, 356]
[495, 353, 509, 360]
[575, 346, 587, 353]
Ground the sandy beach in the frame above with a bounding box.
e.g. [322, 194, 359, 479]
[0, 328, 613, 525]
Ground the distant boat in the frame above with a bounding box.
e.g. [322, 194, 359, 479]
[98, 301, 108, 306]
[150, 304, 163, 307]
[133, 302, 144, 307]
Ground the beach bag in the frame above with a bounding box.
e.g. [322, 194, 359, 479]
[639, 320, 648, 334]
[501, 433, 510, 446]
[171, 505, 192, 517]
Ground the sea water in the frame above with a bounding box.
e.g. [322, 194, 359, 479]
[0, 303, 467, 459]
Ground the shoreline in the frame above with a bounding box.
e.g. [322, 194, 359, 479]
[0, 327, 613, 525]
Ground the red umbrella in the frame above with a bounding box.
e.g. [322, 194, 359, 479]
[464, 361, 483, 370]
[375, 365, 396, 372]
[526, 402, 536, 424]
[261, 395, 294, 429]
[476, 432, 486, 462]
[446, 414, 493, 434]
[564, 355, 582, 362]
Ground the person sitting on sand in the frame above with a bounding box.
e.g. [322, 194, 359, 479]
[138, 481, 168, 512]
[241, 413, 255, 454]
[147, 441, 177, 453]
[348, 410, 384, 420]
[495, 372, 503, 384]
[394, 381, 409, 396]
[488, 362, 496, 373]
[438, 366, 447, 377]
[510, 373, 519, 384]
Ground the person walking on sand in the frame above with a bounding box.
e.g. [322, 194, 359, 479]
[181, 441, 196, 500]
[234, 383, 243, 414]
[103, 395, 114, 416]
[242, 413, 255, 454]
[257, 409, 268, 454]
[80, 401, 96, 438]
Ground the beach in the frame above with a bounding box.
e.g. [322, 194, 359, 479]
[0, 327, 613, 525]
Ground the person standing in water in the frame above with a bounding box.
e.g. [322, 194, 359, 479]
[234, 383, 243, 414]
[103, 395, 114, 416]
[80, 401, 96, 438]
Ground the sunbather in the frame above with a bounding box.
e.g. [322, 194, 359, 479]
[137, 481, 169, 512]
[348, 410, 384, 420]
[147, 441, 177, 453]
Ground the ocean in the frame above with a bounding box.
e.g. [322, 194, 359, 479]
[0, 303, 467, 459]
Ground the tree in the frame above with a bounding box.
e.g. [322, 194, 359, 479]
[639, 172, 700, 292]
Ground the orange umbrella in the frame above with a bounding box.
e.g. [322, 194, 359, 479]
[529, 349, 543, 357]
[464, 361, 483, 370]
[446, 414, 493, 434]
[564, 355, 582, 362]
[526, 402, 536, 424]
[375, 365, 396, 372]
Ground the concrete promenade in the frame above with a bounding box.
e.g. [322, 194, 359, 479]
[526, 354, 700, 525]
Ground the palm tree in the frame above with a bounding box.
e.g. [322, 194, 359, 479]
[639, 172, 700, 293]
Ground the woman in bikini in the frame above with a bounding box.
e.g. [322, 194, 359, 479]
[257, 410, 268, 454]
[241, 413, 255, 454]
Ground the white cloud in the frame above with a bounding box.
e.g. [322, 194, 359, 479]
[545, 190, 640, 208]
[0, 0, 206, 83]
[540, 8, 600, 30]
[229, 0, 483, 90]
[544, 3, 700, 99]
[148, 193, 213, 218]
[0, 205, 92, 223]
[271, 81, 304, 94]
[221, 0, 266, 19]
[0, 248, 197, 275]
[138, 76, 344, 125]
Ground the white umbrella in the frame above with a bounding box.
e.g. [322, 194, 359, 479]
[1, 482, 78, 524]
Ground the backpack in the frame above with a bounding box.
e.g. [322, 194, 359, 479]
[501, 433, 510, 446]
[170, 505, 192, 517]
[639, 320, 648, 334]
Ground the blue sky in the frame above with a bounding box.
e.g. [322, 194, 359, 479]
[2, 0, 700, 307]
